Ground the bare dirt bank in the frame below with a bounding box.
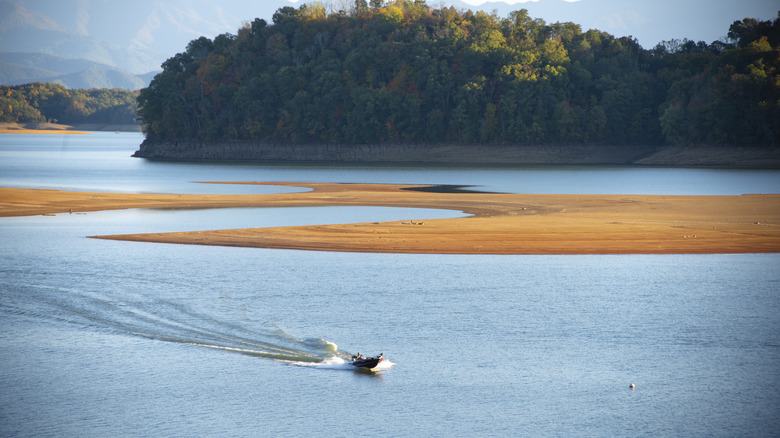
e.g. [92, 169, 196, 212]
[2, 183, 778, 254]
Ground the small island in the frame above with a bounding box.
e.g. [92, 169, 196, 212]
[132, 4, 779, 165]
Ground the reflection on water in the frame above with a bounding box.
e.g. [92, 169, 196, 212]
[1, 132, 779, 195]
[0, 205, 466, 236]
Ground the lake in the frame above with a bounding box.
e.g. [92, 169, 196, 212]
[1, 132, 779, 437]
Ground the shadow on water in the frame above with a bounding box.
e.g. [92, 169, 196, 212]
[401, 184, 497, 194]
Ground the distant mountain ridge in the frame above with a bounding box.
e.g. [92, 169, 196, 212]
[0, 0, 297, 82]
[0, 52, 151, 89]
[0, 0, 160, 89]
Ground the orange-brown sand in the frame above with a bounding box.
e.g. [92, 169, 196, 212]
[0, 129, 90, 134]
[0, 122, 91, 134]
[1, 182, 779, 254]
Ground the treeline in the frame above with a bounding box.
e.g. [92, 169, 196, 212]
[137, 1, 780, 147]
[0, 83, 139, 125]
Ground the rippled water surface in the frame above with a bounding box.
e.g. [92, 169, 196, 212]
[1, 133, 779, 437]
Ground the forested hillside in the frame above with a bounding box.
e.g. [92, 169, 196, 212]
[0, 82, 138, 125]
[137, 1, 779, 148]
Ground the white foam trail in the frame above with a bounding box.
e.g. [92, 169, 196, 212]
[291, 355, 395, 371]
[184, 342, 268, 355]
[373, 359, 395, 370]
[322, 340, 339, 352]
[181, 342, 319, 361]
[313, 356, 354, 370]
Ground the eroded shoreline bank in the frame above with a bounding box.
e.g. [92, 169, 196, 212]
[133, 140, 780, 168]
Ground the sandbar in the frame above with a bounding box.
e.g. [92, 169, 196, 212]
[0, 128, 91, 134]
[1, 182, 779, 254]
[0, 122, 91, 134]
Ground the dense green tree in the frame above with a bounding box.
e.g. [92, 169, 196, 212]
[657, 15, 779, 145]
[135, 2, 779, 148]
[1, 83, 138, 125]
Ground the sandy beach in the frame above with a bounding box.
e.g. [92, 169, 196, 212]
[0, 127, 90, 134]
[0, 122, 139, 134]
[0, 122, 89, 134]
[1, 182, 779, 254]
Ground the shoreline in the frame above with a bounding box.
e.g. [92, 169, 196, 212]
[134, 139, 780, 168]
[1, 183, 779, 255]
[2, 125, 777, 167]
[0, 122, 140, 134]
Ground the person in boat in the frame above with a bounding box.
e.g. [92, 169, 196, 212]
[352, 353, 363, 361]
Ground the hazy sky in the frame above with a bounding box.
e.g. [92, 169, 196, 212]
[431, 0, 779, 48]
[460, 0, 578, 3]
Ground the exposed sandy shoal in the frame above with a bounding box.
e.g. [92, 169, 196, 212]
[0, 122, 139, 134]
[0, 122, 89, 134]
[0, 128, 91, 134]
[2, 182, 779, 254]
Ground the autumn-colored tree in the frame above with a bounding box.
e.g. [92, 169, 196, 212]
[1, 83, 137, 125]
[135, 2, 779, 148]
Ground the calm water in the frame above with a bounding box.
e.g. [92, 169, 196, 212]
[1, 133, 779, 437]
[2, 132, 779, 195]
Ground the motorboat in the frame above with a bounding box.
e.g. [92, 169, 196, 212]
[349, 353, 383, 369]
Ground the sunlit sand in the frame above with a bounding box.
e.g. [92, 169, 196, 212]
[1, 182, 778, 254]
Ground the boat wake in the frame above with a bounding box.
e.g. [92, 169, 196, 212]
[1, 281, 388, 369]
